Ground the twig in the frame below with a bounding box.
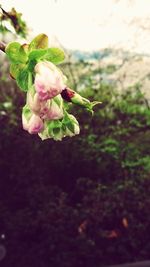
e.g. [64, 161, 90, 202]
[0, 42, 6, 52]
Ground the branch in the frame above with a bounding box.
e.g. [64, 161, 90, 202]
[0, 42, 6, 52]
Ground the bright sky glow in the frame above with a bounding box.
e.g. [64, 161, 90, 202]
[1, 0, 150, 53]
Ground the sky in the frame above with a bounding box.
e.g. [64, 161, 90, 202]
[1, 0, 150, 53]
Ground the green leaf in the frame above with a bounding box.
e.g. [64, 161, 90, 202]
[16, 68, 32, 92]
[48, 120, 62, 133]
[63, 112, 75, 133]
[47, 120, 63, 141]
[27, 59, 37, 72]
[41, 48, 65, 64]
[65, 121, 75, 133]
[53, 127, 61, 135]
[22, 43, 29, 53]
[22, 104, 32, 120]
[29, 34, 48, 51]
[28, 49, 47, 60]
[53, 95, 63, 107]
[28, 47, 65, 64]
[10, 63, 25, 79]
[5, 42, 28, 63]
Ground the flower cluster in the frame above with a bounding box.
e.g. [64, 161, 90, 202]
[5, 33, 101, 141]
[22, 61, 80, 140]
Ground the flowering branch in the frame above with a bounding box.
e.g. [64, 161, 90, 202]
[0, 33, 101, 141]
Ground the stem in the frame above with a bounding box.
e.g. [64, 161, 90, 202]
[28, 72, 33, 89]
[0, 41, 6, 52]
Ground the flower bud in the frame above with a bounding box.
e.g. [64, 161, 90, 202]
[27, 87, 64, 121]
[22, 105, 44, 134]
[41, 95, 64, 120]
[39, 120, 64, 141]
[62, 113, 80, 137]
[27, 86, 45, 114]
[27, 86, 49, 117]
[34, 61, 67, 101]
[38, 112, 80, 141]
[61, 88, 102, 113]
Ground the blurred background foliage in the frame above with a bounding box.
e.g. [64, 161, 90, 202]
[0, 5, 27, 38]
[1, 5, 150, 267]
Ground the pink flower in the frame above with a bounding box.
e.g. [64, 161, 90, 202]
[40, 96, 64, 120]
[22, 110, 44, 134]
[27, 87, 64, 121]
[34, 61, 67, 101]
[27, 86, 48, 115]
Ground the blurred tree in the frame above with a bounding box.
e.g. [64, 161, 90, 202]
[0, 5, 28, 38]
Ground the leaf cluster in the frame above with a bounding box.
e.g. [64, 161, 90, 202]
[5, 34, 65, 92]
